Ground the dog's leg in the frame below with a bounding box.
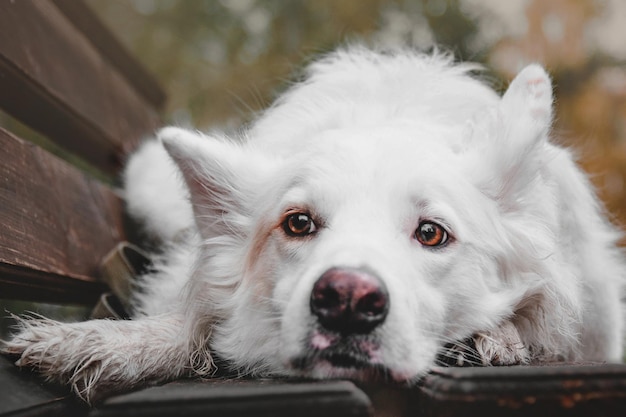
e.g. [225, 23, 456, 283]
[1, 313, 193, 403]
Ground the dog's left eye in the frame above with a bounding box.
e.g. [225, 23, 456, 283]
[415, 221, 449, 247]
[282, 212, 317, 237]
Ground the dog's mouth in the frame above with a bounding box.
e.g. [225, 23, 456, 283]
[291, 349, 374, 370]
[319, 351, 371, 369]
[291, 350, 392, 381]
[290, 331, 397, 381]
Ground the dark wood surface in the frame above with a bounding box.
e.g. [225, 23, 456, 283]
[0, 355, 85, 417]
[3, 360, 626, 417]
[1, 353, 372, 417]
[417, 363, 626, 417]
[0, 0, 162, 175]
[89, 379, 372, 417]
[0, 128, 120, 304]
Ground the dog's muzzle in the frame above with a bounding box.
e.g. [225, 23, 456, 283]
[310, 267, 389, 335]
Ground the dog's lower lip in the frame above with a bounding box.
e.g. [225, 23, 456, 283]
[290, 352, 373, 370]
[323, 352, 371, 369]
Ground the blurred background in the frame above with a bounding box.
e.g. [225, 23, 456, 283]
[84, 0, 626, 233]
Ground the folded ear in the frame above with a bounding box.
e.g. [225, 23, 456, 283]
[472, 64, 554, 205]
[159, 127, 269, 240]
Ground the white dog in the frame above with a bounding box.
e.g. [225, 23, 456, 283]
[3, 47, 624, 403]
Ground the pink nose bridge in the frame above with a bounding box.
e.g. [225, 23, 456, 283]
[310, 267, 389, 335]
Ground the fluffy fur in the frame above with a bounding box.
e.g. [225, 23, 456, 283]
[3, 47, 625, 403]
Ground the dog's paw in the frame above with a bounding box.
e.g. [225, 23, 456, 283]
[1, 315, 128, 403]
[438, 321, 530, 367]
[2, 315, 65, 368]
[1, 316, 89, 385]
[2, 313, 192, 403]
[473, 320, 530, 366]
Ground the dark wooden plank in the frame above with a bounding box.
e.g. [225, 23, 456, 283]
[0, 264, 107, 305]
[417, 364, 626, 417]
[0, 128, 121, 304]
[0, 0, 162, 175]
[51, 0, 166, 110]
[0, 355, 86, 417]
[89, 379, 372, 417]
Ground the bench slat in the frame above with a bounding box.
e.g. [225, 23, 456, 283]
[0, 0, 162, 175]
[51, 0, 166, 110]
[0, 128, 120, 304]
[89, 379, 372, 417]
[0, 356, 82, 417]
[417, 364, 626, 417]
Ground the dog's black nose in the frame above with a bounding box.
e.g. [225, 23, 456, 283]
[310, 267, 389, 335]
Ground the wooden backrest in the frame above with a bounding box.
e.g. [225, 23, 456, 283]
[0, 0, 165, 305]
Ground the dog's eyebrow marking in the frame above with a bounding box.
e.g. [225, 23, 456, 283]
[244, 217, 276, 297]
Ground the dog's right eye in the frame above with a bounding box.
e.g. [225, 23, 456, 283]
[415, 221, 449, 247]
[282, 212, 317, 237]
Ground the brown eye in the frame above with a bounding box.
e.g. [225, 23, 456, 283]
[283, 213, 317, 237]
[415, 221, 448, 247]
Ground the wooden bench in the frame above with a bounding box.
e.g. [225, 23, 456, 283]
[1, 2, 625, 416]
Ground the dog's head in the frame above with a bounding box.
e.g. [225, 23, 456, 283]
[162, 61, 558, 382]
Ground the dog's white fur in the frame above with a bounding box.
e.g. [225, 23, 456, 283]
[3, 47, 625, 402]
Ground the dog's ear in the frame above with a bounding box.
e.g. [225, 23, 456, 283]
[499, 64, 553, 152]
[472, 64, 554, 206]
[159, 127, 268, 239]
